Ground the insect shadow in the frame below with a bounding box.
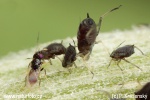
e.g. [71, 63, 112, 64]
[108, 41, 145, 73]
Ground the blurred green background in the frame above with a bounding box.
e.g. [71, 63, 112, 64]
[0, 0, 150, 58]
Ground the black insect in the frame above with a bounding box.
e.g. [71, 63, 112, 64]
[134, 82, 150, 100]
[108, 42, 145, 72]
[25, 53, 44, 87]
[135, 82, 150, 100]
[62, 40, 77, 68]
[77, 5, 122, 60]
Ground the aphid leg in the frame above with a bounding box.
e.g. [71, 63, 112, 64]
[134, 46, 148, 57]
[117, 60, 124, 74]
[96, 40, 111, 55]
[107, 59, 112, 68]
[123, 58, 142, 71]
[56, 56, 62, 62]
[82, 58, 94, 79]
[97, 5, 122, 33]
[73, 62, 77, 68]
[67, 67, 72, 74]
[83, 52, 91, 61]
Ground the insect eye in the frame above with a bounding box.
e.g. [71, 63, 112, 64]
[38, 53, 43, 59]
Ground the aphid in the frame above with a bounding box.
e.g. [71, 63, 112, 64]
[135, 82, 150, 100]
[108, 42, 145, 72]
[62, 40, 77, 68]
[25, 56, 43, 87]
[77, 5, 122, 60]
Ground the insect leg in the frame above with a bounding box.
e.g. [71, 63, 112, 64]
[123, 58, 142, 71]
[97, 5, 122, 33]
[117, 60, 124, 74]
[73, 62, 77, 68]
[83, 51, 91, 61]
[95, 40, 110, 55]
[107, 59, 112, 68]
[82, 58, 94, 79]
[49, 59, 52, 65]
[134, 46, 148, 57]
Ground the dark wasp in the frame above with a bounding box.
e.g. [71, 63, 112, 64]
[25, 33, 45, 87]
[77, 5, 122, 60]
[135, 82, 150, 100]
[25, 41, 66, 86]
[62, 40, 77, 68]
[108, 42, 145, 72]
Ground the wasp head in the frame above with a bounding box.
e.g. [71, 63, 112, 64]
[33, 51, 44, 59]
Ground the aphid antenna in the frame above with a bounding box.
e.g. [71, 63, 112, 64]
[98, 5, 122, 33]
[134, 45, 148, 57]
[115, 40, 125, 50]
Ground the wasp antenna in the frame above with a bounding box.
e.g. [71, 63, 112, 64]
[35, 32, 40, 52]
[26, 58, 33, 59]
[87, 13, 90, 18]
